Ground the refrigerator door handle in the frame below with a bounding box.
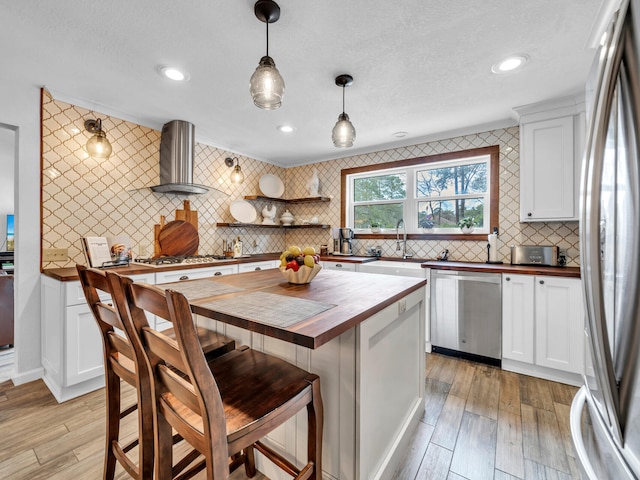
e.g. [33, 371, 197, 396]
[571, 386, 637, 480]
[570, 387, 602, 480]
[580, 0, 628, 440]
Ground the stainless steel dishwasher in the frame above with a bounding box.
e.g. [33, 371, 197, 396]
[430, 269, 502, 365]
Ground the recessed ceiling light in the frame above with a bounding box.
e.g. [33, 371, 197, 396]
[277, 125, 296, 133]
[491, 55, 529, 74]
[157, 65, 190, 81]
[393, 131, 408, 138]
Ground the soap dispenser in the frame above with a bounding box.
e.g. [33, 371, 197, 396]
[233, 236, 243, 258]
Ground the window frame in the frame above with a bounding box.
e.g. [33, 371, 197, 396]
[340, 145, 499, 240]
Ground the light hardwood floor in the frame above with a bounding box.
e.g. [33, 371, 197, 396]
[0, 353, 579, 479]
[394, 353, 581, 480]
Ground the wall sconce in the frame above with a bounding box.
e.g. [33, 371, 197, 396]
[331, 74, 356, 148]
[249, 0, 285, 110]
[84, 118, 113, 159]
[225, 157, 245, 184]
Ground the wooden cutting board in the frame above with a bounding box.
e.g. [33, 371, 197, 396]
[175, 200, 198, 255]
[175, 200, 198, 231]
[157, 220, 199, 257]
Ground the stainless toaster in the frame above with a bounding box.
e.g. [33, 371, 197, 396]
[510, 245, 559, 266]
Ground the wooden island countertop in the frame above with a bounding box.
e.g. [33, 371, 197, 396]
[162, 267, 427, 350]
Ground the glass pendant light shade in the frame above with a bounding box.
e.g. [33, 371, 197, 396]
[229, 161, 245, 184]
[250, 55, 285, 110]
[84, 119, 112, 159]
[332, 113, 356, 148]
[332, 74, 356, 148]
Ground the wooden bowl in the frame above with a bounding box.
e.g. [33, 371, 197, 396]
[279, 264, 322, 284]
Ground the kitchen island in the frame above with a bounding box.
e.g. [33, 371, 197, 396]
[160, 268, 427, 480]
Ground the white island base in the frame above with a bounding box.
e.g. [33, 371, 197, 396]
[199, 287, 426, 480]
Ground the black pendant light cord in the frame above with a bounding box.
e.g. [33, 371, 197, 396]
[342, 85, 346, 115]
[265, 21, 270, 56]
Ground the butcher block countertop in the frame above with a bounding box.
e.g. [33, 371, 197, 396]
[41, 253, 579, 281]
[42, 253, 283, 281]
[176, 268, 426, 349]
[420, 261, 581, 278]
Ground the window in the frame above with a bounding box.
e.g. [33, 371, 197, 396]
[341, 146, 499, 238]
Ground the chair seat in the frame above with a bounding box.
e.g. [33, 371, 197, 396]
[161, 326, 235, 358]
[160, 346, 315, 446]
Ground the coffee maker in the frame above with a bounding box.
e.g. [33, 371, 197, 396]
[336, 227, 353, 256]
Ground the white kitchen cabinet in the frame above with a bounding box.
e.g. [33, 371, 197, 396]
[501, 273, 584, 385]
[41, 271, 155, 402]
[321, 260, 356, 272]
[155, 265, 238, 330]
[516, 95, 585, 222]
[502, 274, 535, 363]
[534, 275, 584, 374]
[238, 260, 278, 273]
[154, 264, 237, 284]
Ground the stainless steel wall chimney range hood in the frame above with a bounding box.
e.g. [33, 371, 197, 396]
[151, 120, 210, 195]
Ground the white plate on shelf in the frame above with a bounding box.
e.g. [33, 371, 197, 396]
[230, 200, 257, 224]
[259, 174, 285, 198]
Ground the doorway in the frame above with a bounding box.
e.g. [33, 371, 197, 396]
[0, 124, 16, 382]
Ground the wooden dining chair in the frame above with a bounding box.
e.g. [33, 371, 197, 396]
[110, 272, 324, 480]
[77, 265, 237, 480]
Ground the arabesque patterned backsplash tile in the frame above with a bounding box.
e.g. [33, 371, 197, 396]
[41, 91, 579, 269]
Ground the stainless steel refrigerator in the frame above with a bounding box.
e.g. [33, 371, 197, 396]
[571, 0, 640, 477]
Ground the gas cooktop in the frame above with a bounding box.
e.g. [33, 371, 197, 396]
[134, 254, 231, 267]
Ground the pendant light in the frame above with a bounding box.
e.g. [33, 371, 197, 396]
[84, 118, 113, 159]
[249, 0, 285, 110]
[332, 74, 356, 148]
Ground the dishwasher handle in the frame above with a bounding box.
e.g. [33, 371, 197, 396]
[432, 270, 501, 284]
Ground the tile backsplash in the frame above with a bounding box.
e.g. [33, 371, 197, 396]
[41, 91, 579, 269]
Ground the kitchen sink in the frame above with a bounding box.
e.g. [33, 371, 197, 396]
[358, 260, 426, 278]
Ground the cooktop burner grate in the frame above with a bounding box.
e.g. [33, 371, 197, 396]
[134, 254, 229, 266]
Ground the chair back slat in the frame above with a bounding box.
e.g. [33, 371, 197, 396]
[130, 282, 175, 323]
[157, 364, 202, 415]
[141, 327, 187, 373]
[95, 302, 126, 331]
[107, 330, 134, 360]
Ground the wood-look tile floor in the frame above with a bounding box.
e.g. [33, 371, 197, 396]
[0, 353, 579, 480]
[0, 378, 267, 480]
[394, 353, 580, 480]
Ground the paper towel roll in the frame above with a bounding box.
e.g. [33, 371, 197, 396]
[488, 233, 498, 262]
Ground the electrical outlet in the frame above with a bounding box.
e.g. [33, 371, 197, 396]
[398, 298, 407, 315]
[43, 248, 68, 262]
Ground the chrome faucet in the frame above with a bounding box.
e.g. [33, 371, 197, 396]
[396, 219, 413, 259]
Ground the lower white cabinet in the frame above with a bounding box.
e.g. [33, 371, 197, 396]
[502, 274, 584, 384]
[238, 260, 279, 273]
[41, 271, 155, 403]
[502, 274, 535, 363]
[321, 260, 356, 272]
[155, 265, 238, 331]
[154, 264, 237, 283]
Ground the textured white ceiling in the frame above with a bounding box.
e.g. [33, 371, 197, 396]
[1, 0, 610, 166]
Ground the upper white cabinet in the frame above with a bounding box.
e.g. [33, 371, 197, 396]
[515, 95, 585, 222]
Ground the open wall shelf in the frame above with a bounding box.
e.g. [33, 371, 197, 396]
[216, 223, 330, 229]
[244, 195, 331, 204]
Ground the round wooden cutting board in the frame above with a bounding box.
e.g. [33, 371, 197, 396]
[157, 220, 199, 257]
